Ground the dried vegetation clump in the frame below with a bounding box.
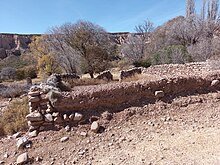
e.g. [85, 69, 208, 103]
[0, 97, 29, 136]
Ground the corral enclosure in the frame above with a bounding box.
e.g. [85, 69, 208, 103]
[26, 61, 220, 132]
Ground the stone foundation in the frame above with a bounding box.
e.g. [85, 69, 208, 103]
[26, 70, 220, 132]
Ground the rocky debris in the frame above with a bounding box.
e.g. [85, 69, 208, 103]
[95, 70, 113, 81]
[16, 152, 29, 165]
[60, 137, 69, 142]
[211, 79, 219, 86]
[17, 137, 31, 150]
[155, 90, 165, 99]
[0, 160, 4, 164]
[74, 113, 83, 121]
[91, 121, 100, 133]
[120, 67, 142, 80]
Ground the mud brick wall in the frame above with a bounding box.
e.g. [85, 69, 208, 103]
[26, 70, 220, 132]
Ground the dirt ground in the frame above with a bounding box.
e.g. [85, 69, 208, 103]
[1, 90, 220, 165]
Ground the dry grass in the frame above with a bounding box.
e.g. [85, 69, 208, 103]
[0, 97, 29, 136]
[66, 78, 109, 87]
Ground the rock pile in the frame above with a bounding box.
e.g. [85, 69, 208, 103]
[27, 84, 85, 134]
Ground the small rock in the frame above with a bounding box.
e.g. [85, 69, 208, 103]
[69, 114, 74, 120]
[4, 153, 8, 158]
[60, 137, 69, 142]
[36, 156, 43, 162]
[16, 152, 29, 165]
[80, 132, 87, 137]
[63, 114, 69, 121]
[46, 108, 52, 113]
[64, 125, 71, 132]
[29, 125, 40, 132]
[17, 137, 30, 150]
[74, 113, 83, 121]
[52, 112, 59, 117]
[0, 161, 4, 164]
[78, 150, 85, 156]
[211, 79, 219, 86]
[29, 130, 38, 137]
[91, 121, 100, 133]
[155, 90, 164, 99]
[45, 114, 53, 122]
[13, 132, 22, 138]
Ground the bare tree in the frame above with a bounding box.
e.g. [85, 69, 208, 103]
[186, 0, 195, 18]
[170, 16, 204, 46]
[46, 29, 79, 74]
[121, 20, 154, 63]
[201, 0, 207, 20]
[208, 0, 219, 21]
[56, 20, 115, 78]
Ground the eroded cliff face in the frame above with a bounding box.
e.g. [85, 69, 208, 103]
[0, 33, 40, 59]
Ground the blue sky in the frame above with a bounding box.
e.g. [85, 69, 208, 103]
[0, 0, 202, 34]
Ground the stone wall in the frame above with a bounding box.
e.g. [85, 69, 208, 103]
[26, 70, 220, 133]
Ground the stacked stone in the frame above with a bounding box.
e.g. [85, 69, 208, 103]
[26, 85, 84, 133]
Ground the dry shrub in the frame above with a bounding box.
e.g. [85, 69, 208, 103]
[0, 97, 29, 136]
[0, 83, 30, 98]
